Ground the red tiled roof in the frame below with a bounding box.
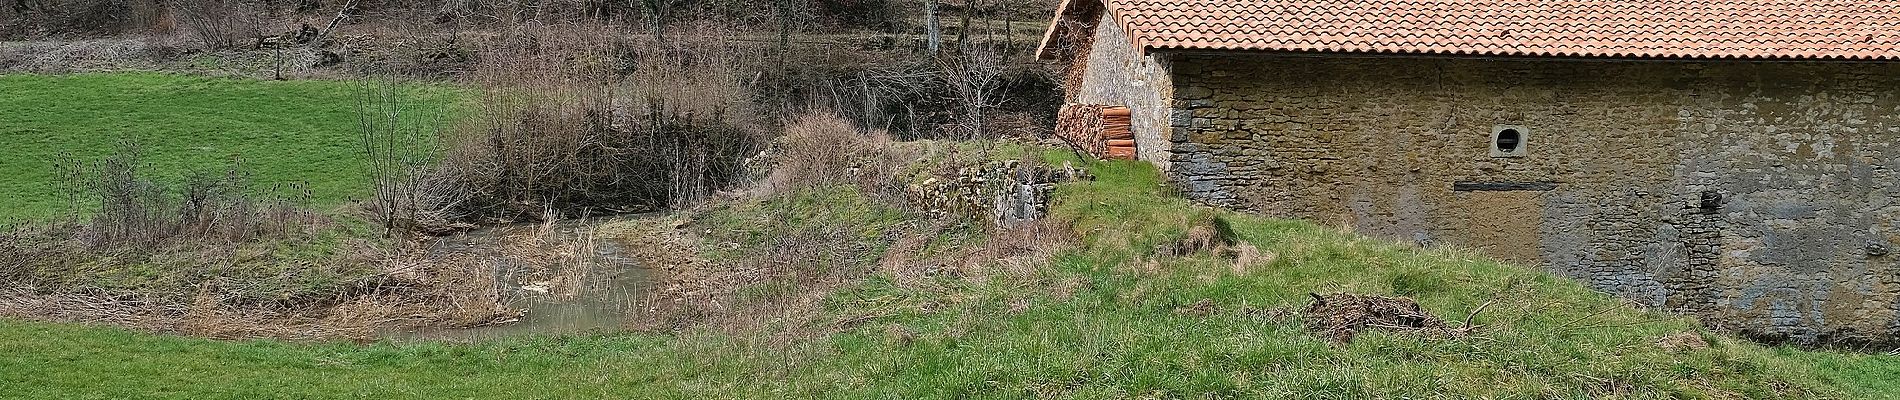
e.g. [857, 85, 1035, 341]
[1037, 0, 1900, 60]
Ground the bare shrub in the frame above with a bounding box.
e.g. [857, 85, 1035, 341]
[0, 143, 521, 341]
[459, 22, 755, 107]
[356, 78, 451, 236]
[765, 41, 1041, 141]
[358, 24, 767, 231]
[172, 0, 265, 49]
[811, 0, 897, 31]
[431, 86, 761, 222]
[0, 4, 18, 38]
[937, 43, 1009, 139]
[49, 142, 319, 249]
[1, 0, 167, 39]
[760, 112, 904, 197]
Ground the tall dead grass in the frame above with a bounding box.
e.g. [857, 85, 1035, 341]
[758, 112, 906, 198]
[361, 23, 768, 232]
[46, 142, 320, 249]
[0, 246, 515, 340]
[0, 142, 517, 340]
[0, 0, 169, 39]
[172, 0, 266, 49]
[0, 0, 268, 50]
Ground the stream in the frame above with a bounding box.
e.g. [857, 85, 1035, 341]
[382, 214, 658, 342]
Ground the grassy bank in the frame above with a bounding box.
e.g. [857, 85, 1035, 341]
[0, 73, 462, 220]
[3, 157, 1896, 399]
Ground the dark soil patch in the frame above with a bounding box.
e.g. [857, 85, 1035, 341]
[1303, 293, 1462, 344]
[1173, 298, 1218, 317]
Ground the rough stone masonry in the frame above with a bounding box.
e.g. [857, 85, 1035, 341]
[1157, 55, 1900, 347]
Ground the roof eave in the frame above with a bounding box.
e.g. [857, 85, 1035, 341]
[1148, 47, 1900, 63]
[1032, 0, 1080, 60]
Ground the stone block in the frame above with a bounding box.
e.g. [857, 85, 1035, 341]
[1179, 86, 1214, 100]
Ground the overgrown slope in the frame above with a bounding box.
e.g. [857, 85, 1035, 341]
[2, 157, 1896, 399]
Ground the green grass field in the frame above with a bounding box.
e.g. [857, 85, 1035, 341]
[0, 73, 461, 220]
[3, 157, 1895, 399]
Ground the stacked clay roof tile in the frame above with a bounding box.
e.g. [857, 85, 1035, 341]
[1038, 0, 1900, 60]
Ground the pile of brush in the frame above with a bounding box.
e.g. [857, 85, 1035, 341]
[1053, 104, 1138, 161]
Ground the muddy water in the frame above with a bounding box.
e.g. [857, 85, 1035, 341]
[384, 215, 657, 342]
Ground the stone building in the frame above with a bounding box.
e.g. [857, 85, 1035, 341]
[1037, 0, 1900, 346]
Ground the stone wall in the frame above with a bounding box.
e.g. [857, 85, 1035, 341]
[1162, 55, 1900, 346]
[907, 160, 1092, 228]
[1072, 12, 1173, 170]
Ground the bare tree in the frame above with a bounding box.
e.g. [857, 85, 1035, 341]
[955, 0, 971, 48]
[938, 43, 1007, 139]
[309, 0, 357, 50]
[923, 0, 941, 52]
[356, 78, 442, 237]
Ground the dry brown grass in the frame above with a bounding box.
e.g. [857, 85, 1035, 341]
[44, 142, 321, 249]
[0, 241, 517, 341]
[1303, 292, 1471, 344]
[172, 0, 266, 49]
[352, 24, 771, 234]
[0, 38, 189, 73]
[687, 219, 1080, 346]
[0, 143, 524, 340]
[755, 112, 908, 197]
[879, 219, 1077, 285]
[0, 0, 169, 39]
[360, 242, 520, 329]
[603, 221, 721, 331]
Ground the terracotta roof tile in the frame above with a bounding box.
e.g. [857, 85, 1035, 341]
[1041, 0, 1900, 60]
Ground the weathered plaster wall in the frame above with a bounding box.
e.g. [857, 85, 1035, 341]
[1073, 12, 1172, 169]
[1165, 55, 1900, 346]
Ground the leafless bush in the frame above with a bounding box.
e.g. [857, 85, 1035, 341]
[357, 78, 451, 236]
[0, 143, 494, 341]
[358, 24, 767, 231]
[771, 40, 1042, 141]
[0, 0, 167, 39]
[172, 0, 266, 49]
[48, 142, 319, 249]
[0, 4, 18, 38]
[413, 0, 636, 26]
[937, 43, 1008, 140]
[760, 112, 906, 198]
[427, 86, 761, 223]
